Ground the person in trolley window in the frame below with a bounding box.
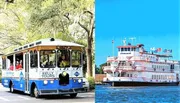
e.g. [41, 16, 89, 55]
[9, 63, 14, 71]
[16, 60, 23, 70]
[59, 55, 69, 67]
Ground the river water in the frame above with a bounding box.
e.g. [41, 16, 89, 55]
[95, 85, 180, 103]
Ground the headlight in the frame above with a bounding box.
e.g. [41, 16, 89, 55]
[50, 80, 54, 84]
[43, 80, 48, 84]
[62, 71, 67, 77]
[78, 79, 81, 83]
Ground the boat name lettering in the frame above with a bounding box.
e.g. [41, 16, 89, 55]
[120, 53, 131, 54]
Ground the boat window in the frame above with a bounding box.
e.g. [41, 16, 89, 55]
[57, 50, 70, 68]
[131, 48, 133, 51]
[71, 50, 81, 67]
[125, 48, 127, 51]
[40, 50, 56, 68]
[133, 48, 136, 51]
[128, 48, 130, 51]
[121, 48, 124, 51]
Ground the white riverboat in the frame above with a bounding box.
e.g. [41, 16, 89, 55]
[103, 41, 180, 86]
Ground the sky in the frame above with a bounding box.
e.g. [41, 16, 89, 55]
[95, 0, 179, 66]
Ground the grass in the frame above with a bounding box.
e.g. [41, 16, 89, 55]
[88, 76, 95, 90]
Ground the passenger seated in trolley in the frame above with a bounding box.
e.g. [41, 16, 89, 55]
[49, 61, 55, 67]
[9, 63, 14, 71]
[16, 60, 23, 70]
[59, 55, 69, 67]
[45, 61, 55, 68]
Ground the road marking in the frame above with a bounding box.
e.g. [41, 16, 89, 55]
[73, 102, 94, 103]
[79, 95, 94, 98]
[0, 97, 10, 101]
[87, 92, 94, 94]
[17, 96, 30, 100]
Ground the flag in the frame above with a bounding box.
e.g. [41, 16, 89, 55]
[167, 49, 172, 53]
[128, 42, 131, 45]
[163, 49, 167, 53]
[170, 49, 172, 53]
[156, 48, 161, 52]
[150, 47, 156, 51]
[154, 50, 158, 53]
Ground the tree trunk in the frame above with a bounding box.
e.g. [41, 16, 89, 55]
[78, 10, 94, 78]
[86, 15, 94, 77]
[86, 37, 92, 77]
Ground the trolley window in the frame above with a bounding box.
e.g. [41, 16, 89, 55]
[71, 50, 81, 67]
[2, 58, 6, 70]
[30, 50, 38, 68]
[7, 55, 14, 71]
[57, 50, 70, 68]
[40, 50, 56, 68]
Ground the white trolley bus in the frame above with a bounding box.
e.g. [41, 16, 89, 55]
[1, 38, 85, 98]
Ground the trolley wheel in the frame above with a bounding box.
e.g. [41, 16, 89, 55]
[10, 83, 14, 93]
[33, 86, 40, 98]
[70, 93, 77, 98]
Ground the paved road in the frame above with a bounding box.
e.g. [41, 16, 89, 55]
[0, 84, 94, 103]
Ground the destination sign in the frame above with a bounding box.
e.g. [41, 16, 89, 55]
[41, 71, 55, 78]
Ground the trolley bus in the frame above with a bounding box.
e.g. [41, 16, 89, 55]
[1, 38, 85, 98]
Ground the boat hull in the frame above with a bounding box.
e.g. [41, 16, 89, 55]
[104, 81, 179, 86]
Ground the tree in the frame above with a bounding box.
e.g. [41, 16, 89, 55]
[95, 65, 100, 74]
[27, 0, 95, 77]
[0, 0, 95, 77]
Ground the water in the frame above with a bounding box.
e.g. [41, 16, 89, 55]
[95, 85, 180, 103]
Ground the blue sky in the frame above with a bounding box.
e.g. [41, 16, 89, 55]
[95, 0, 179, 66]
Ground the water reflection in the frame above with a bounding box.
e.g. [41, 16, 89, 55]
[95, 85, 180, 103]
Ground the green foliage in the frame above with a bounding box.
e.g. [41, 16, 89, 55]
[0, 0, 94, 53]
[95, 65, 100, 74]
[0, 0, 94, 77]
[87, 76, 95, 90]
[0, 69, 1, 83]
[95, 63, 106, 74]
